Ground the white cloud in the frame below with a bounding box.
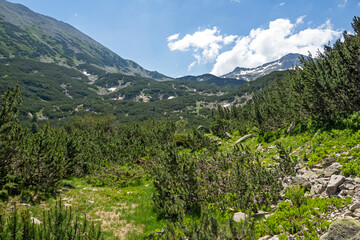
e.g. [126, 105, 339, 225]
[167, 33, 179, 41]
[338, 0, 347, 8]
[211, 17, 341, 76]
[358, 2, 360, 7]
[296, 15, 306, 25]
[279, 2, 286, 6]
[167, 27, 236, 65]
[188, 61, 196, 71]
[74, 13, 78, 17]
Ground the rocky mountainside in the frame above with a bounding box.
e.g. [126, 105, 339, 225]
[222, 53, 303, 81]
[176, 73, 247, 87]
[0, 0, 170, 80]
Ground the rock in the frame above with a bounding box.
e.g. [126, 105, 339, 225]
[197, 125, 210, 133]
[326, 175, 345, 195]
[351, 202, 360, 211]
[254, 210, 269, 218]
[324, 162, 342, 177]
[269, 236, 279, 240]
[354, 209, 360, 217]
[345, 211, 353, 217]
[302, 170, 317, 180]
[234, 134, 253, 144]
[258, 236, 271, 240]
[311, 183, 326, 195]
[319, 218, 360, 240]
[30, 217, 41, 224]
[268, 145, 276, 150]
[286, 121, 297, 133]
[233, 212, 248, 222]
[340, 183, 356, 191]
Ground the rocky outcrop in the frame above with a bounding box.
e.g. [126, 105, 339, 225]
[233, 212, 248, 222]
[326, 175, 345, 195]
[320, 218, 360, 240]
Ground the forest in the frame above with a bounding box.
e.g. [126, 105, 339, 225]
[0, 16, 360, 240]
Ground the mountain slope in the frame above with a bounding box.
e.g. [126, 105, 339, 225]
[176, 74, 247, 87]
[0, 0, 170, 80]
[222, 53, 302, 81]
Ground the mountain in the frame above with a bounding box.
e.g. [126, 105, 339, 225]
[0, 0, 290, 127]
[176, 74, 247, 87]
[222, 53, 303, 81]
[0, 0, 170, 80]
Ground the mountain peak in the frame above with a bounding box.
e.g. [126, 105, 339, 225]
[0, 0, 170, 81]
[221, 53, 303, 81]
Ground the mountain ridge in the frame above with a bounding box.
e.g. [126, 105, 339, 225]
[0, 0, 171, 81]
[221, 53, 303, 81]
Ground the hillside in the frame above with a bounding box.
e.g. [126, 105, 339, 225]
[0, 0, 170, 80]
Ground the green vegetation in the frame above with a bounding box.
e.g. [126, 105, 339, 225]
[1, 13, 360, 240]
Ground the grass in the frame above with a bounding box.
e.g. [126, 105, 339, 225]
[1, 178, 165, 240]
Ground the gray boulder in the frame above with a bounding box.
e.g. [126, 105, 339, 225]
[326, 175, 345, 195]
[233, 212, 248, 222]
[319, 218, 360, 240]
[324, 162, 342, 177]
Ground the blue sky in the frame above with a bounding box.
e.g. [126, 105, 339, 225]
[7, 0, 360, 77]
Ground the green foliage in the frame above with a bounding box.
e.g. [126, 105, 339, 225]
[152, 149, 201, 220]
[152, 145, 288, 220]
[0, 200, 102, 239]
[86, 165, 145, 188]
[255, 197, 350, 239]
[211, 16, 360, 133]
[285, 185, 305, 209]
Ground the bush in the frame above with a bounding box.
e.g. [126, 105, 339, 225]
[0, 200, 102, 239]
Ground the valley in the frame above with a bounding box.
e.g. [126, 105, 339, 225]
[0, 0, 360, 240]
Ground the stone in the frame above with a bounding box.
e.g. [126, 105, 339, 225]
[234, 134, 253, 144]
[340, 183, 356, 191]
[319, 218, 360, 240]
[345, 211, 353, 217]
[258, 236, 271, 240]
[311, 183, 326, 195]
[30, 217, 41, 225]
[233, 212, 248, 222]
[326, 175, 345, 195]
[351, 202, 360, 211]
[254, 210, 269, 218]
[286, 121, 297, 133]
[302, 170, 317, 181]
[354, 209, 360, 217]
[324, 162, 342, 177]
[269, 236, 279, 240]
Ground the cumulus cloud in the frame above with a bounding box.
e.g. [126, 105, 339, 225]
[167, 17, 341, 76]
[167, 33, 179, 41]
[338, 0, 347, 8]
[167, 27, 236, 70]
[211, 17, 341, 76]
